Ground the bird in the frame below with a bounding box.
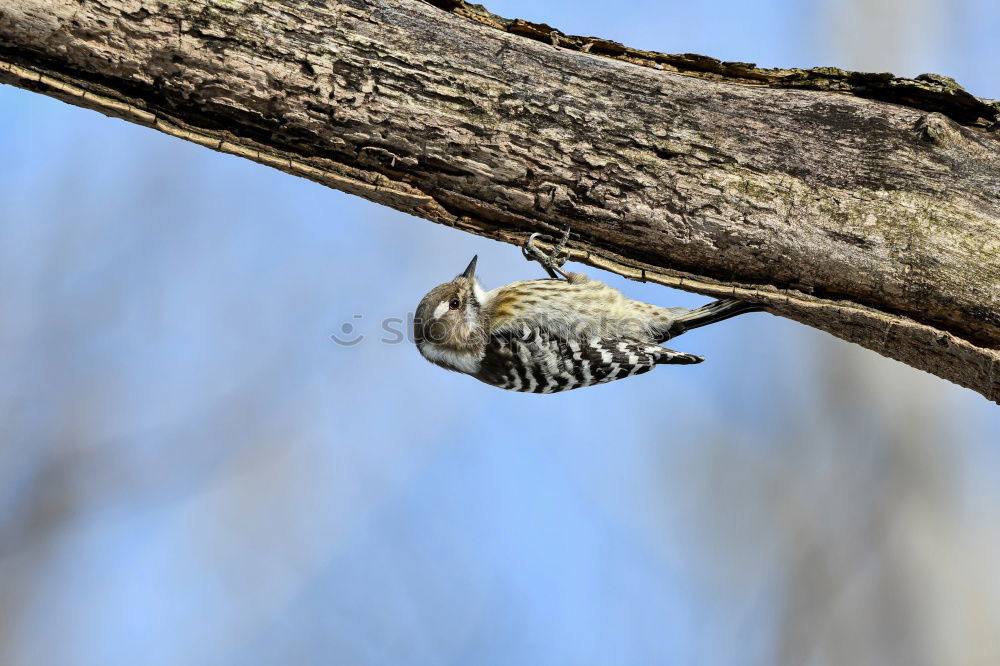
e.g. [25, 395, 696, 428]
[413, 230, 761, 393]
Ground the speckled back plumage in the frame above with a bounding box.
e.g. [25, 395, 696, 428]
[475, 325, 701, 393]
[484, 277, 688, 344]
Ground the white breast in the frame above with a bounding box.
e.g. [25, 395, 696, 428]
[418, 342, 483, 375]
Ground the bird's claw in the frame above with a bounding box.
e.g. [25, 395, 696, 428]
[522, 227, 571, 279]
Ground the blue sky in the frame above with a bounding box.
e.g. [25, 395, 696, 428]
[1, 1, 998, 664]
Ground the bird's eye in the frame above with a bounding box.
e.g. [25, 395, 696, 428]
[449, 297, 461, 310]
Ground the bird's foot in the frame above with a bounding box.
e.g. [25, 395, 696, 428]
[522, 227, 571, 279]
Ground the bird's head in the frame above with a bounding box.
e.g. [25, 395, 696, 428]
[414, 256, 489, 371]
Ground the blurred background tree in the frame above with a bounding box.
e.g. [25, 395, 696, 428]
[0, 0, 997, 664]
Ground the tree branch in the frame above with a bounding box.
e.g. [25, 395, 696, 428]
[1, 0, 998, 402]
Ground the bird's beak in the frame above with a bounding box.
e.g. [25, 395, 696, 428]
[461, 255, 478, 279]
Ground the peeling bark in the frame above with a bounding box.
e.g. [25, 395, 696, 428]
[1, 0, 998, 402]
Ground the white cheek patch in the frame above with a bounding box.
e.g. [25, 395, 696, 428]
[464, 307, 479, 331]
[472, 279, 488, 306]
[432, 300, 449, 319]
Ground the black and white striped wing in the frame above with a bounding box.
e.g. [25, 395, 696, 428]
[475, 330, 702, 393]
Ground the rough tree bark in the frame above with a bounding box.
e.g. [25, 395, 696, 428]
[1, 0, 998, 402]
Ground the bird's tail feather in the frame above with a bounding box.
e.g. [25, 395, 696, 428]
[654, 348, 704, 365]
[657, 299, 761, 342]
